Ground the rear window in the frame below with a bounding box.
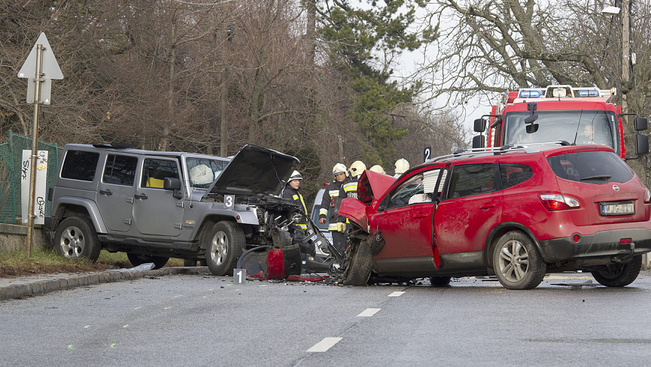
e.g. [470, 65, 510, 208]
[547, 151, 634, 183]
[61, 150, 99, 181]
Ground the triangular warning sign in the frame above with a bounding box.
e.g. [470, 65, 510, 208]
[17, 32, 63, 80]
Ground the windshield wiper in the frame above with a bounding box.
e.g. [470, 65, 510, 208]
[581, 175, 611, 181]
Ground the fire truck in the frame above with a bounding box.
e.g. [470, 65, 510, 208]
[472, 85, 649, 158]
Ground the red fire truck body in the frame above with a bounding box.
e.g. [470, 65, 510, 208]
[479, 85, 631, 157]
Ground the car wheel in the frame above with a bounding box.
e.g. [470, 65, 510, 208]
[54, 216, 101, 262]
[205, 221, 245, 276]
[493, 231, 546, 290]
[342, 239, 373, 286]
[591, 256, 642, 287]
[430, 276, 452, 287]
[127, 253, 169, 269]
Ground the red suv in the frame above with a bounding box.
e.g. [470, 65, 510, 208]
[339, 144, 651, 289]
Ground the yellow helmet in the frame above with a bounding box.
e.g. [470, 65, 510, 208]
[349, 160, 366, 177]
[394, 158, 410, 175]
[332, 163, 347, 176]
[369, 165, 386, 174]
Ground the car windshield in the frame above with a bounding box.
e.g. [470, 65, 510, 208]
[186, 157, 229, 188]
[503, 110, 618, 150]
[547, 151, 634, 183]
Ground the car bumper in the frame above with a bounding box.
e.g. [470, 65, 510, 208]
[538, 228, 651, 262]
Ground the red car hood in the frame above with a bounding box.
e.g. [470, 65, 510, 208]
[339, 170, 395, 232]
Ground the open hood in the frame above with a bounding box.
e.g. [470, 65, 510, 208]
[357, 170, 396, 205]
[207, 144, 299, 196]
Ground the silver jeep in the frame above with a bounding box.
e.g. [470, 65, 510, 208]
[45, 144, 303, 275]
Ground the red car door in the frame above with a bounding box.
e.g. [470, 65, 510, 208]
[371, 167, 446, 274]
[434, 163, 502, 267]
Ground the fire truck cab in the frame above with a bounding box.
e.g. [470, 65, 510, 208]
[473, 85, 649, 158]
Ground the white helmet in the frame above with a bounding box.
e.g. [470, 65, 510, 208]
[369, 165, 386, 174]
[289, 170, 302, 181]
[332, 163, 347, 176]
[394, 158, 410, 175]
[349, 160, 366, 177]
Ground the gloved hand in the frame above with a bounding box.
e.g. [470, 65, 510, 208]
[336, 222, 346, 233]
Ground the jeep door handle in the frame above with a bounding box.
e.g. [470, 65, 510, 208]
[99, 189, 112, 196]
[134, 193, 148, 200]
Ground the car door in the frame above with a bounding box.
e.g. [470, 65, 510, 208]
[372, 166, 446, 274]
[96, 153, 138, 232]
[434, 163, 502, 268]
[132, 157, 184, 237]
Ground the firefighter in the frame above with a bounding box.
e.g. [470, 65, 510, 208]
[369, 164, 386, 174]
[319, 163, 349, 254]
[394, 158, 410, 178]
[282, 170, 307, 215]
[344, 160, 366, 199]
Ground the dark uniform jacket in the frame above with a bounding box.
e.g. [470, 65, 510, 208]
[319, 179, 349, 231]
[281, 184, 307, 215]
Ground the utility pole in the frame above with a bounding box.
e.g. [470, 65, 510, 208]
[621, 0, 630, 113]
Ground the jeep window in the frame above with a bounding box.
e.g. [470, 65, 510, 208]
[500, 164, 533, 189]
[103, 154, 138, 185]
[61, 150, 99, 181]
[187, 158, 228, 188]
[386, 168, 445, 209]
[448, 163, 496, 199]
[547, 151, 634, 183]
[141, 158, 180, 188]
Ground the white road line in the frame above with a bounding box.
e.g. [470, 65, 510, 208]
[307, 337, 342, 352]
[357, 308, 381, 317]
[388, 291, 405, 297]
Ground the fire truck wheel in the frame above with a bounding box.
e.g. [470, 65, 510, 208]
[591, 256, 641, 287]
[205, 221, 245, 276]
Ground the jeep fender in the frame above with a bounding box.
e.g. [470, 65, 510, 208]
[190, 208, 258, 241]
[483, 222, 548, 267]
[51, 197, 107, 234]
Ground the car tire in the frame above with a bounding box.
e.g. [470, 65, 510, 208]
[430, 276, 452, 287]
[493, 231, 546, 290]
[342, 239, 373, 286]
[205, 221, 245, 276]
[127, 253, 169, 269]
[54, 216, 101, 262]
[591, 256, 642, 287]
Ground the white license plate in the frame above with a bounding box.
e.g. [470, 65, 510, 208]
[600, 201, 635, 216]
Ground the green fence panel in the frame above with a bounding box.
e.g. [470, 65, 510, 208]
[0, 131, 61, 224]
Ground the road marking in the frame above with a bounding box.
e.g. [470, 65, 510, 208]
[83, 325, 91, 329]
[307, 337, 342, 352]
[357, 308, 381, 317]
[388, 291, 405, 297]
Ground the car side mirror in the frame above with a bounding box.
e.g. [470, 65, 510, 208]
[473, 118, 486, 133]
[634, 117, 648, 132]
[164, 177, 183, 199]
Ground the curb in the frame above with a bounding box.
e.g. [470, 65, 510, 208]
[0, 267, 211, 302]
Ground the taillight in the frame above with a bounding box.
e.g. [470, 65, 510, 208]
[644, 187, 651, 203]
[539, 193, 581, 211]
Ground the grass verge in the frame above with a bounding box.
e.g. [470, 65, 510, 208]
[0, 248, 184, 278]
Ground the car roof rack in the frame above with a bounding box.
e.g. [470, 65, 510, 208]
[429, 141, 570, 162]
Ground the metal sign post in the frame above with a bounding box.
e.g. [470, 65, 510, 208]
[18, 33, 63, 257]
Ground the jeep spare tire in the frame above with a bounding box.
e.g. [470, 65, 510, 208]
[54, 216, 101, 262]
[205, 221, 245, 276]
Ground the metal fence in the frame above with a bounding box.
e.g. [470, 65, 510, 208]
[0, 131, 62, 224]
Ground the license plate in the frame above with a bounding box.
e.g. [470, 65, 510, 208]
[600, 201, 635, 216]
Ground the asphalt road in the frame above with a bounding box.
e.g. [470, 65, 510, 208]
[1, 272, 650, 366]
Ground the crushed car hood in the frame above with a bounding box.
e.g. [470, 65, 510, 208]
[207, 144, 299, 196]
[357, 170, 396, 205]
